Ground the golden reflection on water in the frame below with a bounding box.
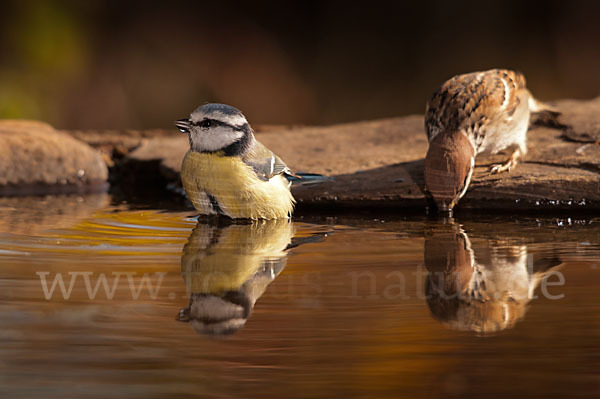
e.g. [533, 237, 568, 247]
[178, 220, 295, 336]
[0, 198, 599, 398]
[0, 194, 110, 235]
[177, 219, 330, 336]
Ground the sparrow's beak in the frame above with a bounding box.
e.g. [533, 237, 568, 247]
[439, 202, 454, 218]
[175, 118, 191, 133]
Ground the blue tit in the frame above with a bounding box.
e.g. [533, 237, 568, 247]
[177, 219, 295, 336]
[176, 103, 318, 220]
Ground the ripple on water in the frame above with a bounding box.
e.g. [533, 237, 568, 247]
[0, 196, 598, 398]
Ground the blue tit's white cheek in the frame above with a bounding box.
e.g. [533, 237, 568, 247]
[190, 125, 245, 152]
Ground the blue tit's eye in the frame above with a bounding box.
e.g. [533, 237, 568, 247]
[200, 120, 212, 128]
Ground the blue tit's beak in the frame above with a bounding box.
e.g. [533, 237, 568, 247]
[176, 307, 191, 322]
[175, 119, 191, 133]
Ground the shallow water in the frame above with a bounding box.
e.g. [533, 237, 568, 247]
[0, 195, 599, 398]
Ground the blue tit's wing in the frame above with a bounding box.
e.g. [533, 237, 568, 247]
[243, 140, 333, 184]
[243, 140, 291, 181]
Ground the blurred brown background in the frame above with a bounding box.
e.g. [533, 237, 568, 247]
[1, 0, 599, 129]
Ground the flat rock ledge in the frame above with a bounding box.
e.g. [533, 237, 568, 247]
[0, 121, 109, 196]
[39, 97, 600, 211]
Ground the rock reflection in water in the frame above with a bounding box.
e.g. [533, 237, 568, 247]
[177, 219, 295, 337]
[0, 193, 110, 235]
[424, 222, 563, 334]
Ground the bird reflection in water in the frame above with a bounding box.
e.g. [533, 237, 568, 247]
[177, 219, 325, 337]
[424, 222, 562, 334]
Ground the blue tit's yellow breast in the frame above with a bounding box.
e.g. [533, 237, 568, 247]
[181, 150, 295, 219]
[181, 220, 295, 293]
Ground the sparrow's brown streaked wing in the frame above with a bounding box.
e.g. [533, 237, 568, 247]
[425, 69, 528, 144]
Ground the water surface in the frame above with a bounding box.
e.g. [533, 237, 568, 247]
[0, 195, 598, 398]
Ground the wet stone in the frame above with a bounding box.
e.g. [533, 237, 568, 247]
[554, 96, 600, 143]
[0, 120, 109, 195]
[69, 96, 600, 211]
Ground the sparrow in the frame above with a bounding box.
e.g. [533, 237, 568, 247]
[175, 103, 327, 220]
[424, 69, 558, 212]
[424, 222, 563, 334]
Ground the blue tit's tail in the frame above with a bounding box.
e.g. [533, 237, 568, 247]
[285, 172, 333, 186]
[286, 232, 330, 250]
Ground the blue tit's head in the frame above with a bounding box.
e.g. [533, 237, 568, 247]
[175, 103, 254, 156]
[177, 291, 252, 337]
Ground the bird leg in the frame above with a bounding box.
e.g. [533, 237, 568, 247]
[490, 148, 521, 174]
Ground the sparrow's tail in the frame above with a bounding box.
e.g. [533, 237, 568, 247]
[285, 172, 333, 186]
[528, 95, 562, 127]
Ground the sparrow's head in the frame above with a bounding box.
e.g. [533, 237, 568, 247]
[424, 130, 475, 213]
[175, 103, 254, 156]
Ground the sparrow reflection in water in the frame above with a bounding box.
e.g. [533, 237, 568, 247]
[177, 219, 326, 336]
[424, 223, 562, 334]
